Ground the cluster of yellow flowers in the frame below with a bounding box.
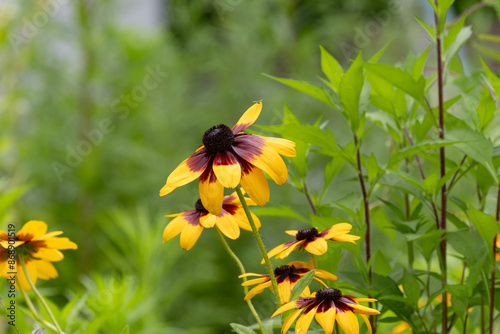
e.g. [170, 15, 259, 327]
[160, 101, 380, 334]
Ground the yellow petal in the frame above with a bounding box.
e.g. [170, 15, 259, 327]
[304, 238, 328, 255]
[33, 248, 64, 262]
[286, 230, 299, 236]
[239, 272, 265, 278]
[323, 223, 353, 239]
[18, 220, 47, 240]
[349, 302, 381, 315]
[244, 280, 272, 300]
[160, 149, 209, 196]
[272, 300, 301, 317]
[314, 269, 338, 281]
[295, 306, 317, 334]
[232, 101, 263, 134]
[336, 310, 359, 334]
[278, 279, 292, 304]
[199, 169, 224, 216]
[216, 211, 240, 240]
[37, 231, 64, 240]
[163, 214, 188, 242]
[240, 165, 270, 206]
[179, 223, 204, 250]
[17, 259, 37, 291]
[263, 241, 297, 264]
[264, 137, 297, 157]
[35, 260, 58, 280]
[42, 237, 78, 250]
[282, 308, 303, 333]
[242, 277, 270, 287]
[276, 241, 305, 260]
[360, 314, 372, 334]
[213, 151, 242, 188]
[300, 286, 312, 298]
[315, 306, 336, 334]
[199, 213, 217, 228]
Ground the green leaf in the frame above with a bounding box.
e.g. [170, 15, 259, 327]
[230, 323, 257, 334]
[447, 128, 498, 183]
[478, 84, 496, 131]
[374, 250, 392, 276]
[444, 26, 472, 67]
[412, 47, 430, 81]
[387, 139, 459, 168]
[364, 63, 427, 110]
[283, 124, 338, 154]
[447, 284, 468, 320]
[252, 206, 308, 222]
[372, 207, 395, 240]
[475, 43, 500, 62]
[323, 157, 345, 197]
[437, 0, 455, 33]
[264, 74, 336, 108]
[367, 153, 379, 184]
[320, 45, 344, 93]
[119, 325, 130, 334]
[424, 170, 439, 195]
[369, 40, 392, 63]
[414, 15, 436, 40]
[468, 206, 498, 248]
[480, 56, 500, 101]
[290, 270, 316, 302]
[340, 52, 364, 130]
[403, 269, 421, 307]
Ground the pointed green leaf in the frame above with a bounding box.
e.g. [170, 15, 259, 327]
[367, 153, 379, 184]
[403, 269, 420, 307]
[230, 323, 257, 334]
[414, 15, 436, 40]
[340, 53, 364, 130]
[387, 139, 459, 167]
[119, 325, 130, 334]
[478, 84, 496, 130]
[480, 56, 500, 100]
[468, 206, 498, 247]
[369, 40, 392, 63]
[412, 47, 430, 81]
[290, 270, 316, 302]
[320, 45, 344, 93]
[323, 157, 345, 197]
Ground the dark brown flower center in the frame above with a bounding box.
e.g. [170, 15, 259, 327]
[316, 288, 342, 302]
[295, 227, 319, 242]
[195, 199, 206, 212]
[274, 265, 296, 277]
[202, 124, 234, 154]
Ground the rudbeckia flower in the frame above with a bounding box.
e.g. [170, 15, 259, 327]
[239, 260, 337, 304]
[0, 220, 77, 291]
[163, 192, 260, 250]
[272, 288, 380, 334]
[264, 224, 360, 263]
[159, 101, 296, 215]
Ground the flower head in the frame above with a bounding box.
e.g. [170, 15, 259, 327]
[239, 260, 337, 304]
[159, 101, 296, 215]
[0, 220, 77, 291]
[272, 288, 380, 334]
[263, 223, 360, 263]
[163, 192, 260, 250]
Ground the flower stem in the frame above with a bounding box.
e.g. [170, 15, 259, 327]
[433, 1, 448, 331]
[19, 256, 64, 334]
[19, 286, 58, 332]
[235, 185, 281, 309]
[214, 227, 266, 333]
[490, 184, 500, 334]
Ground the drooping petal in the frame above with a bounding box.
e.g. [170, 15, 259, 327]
[244, 280, 272, 300]
[35, 260, 58, 280]
[42, 237, 78, 250]
[160, 149, 210, 196]
[304, 238, 328, 255]
[349, 302, 381, 315]
[277, 278, 292, 304]
[295, 306, 317, 334]
[282, 308, 303, 334]
[276, 240, 305, 260]
[199, 167, 224, 216]
[17, 259, 38, 291]
[360, 314, 373, 334]
[242, 277, 270, 287]
[239, 272, 267, 278]
[320, 223, 353, 239]
[18, 220, 48, 240]
[233, 135, 288, 185]
[215, 210, 240, 239]
[213, 151, 242, 188]
[331, 234, 361, 243]
[232, 101, 263, 134]
[239, 162, 270, 206]
[163, 213, 189, 242]
[336, 310, 359, 334]
[315, 305, 336, 334]
[314, 269, 338, 281]
[272, 300, 303, 317]
[34, 248, 64, 262]
[263, 241, 298, 264]
[263, 137, 297, 157]
[179, 221, 204, 250]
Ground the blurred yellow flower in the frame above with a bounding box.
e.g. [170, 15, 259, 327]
[159, 101, 296, 215]
[0, 220, 77, 291]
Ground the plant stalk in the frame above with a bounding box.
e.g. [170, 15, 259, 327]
[490, 184, 500, 334]
[19, 286, 58, 332]
[19, 256, 64, 334]
[235, 185, 281, 309]
[214, 227, 266, 333]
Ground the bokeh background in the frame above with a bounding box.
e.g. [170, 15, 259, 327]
[0, 0, 499, 333]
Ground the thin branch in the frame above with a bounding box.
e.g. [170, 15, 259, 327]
[303, 181, 317, 215]
[489, 184, 500, 334]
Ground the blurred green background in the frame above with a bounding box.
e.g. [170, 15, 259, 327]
[0, 0, 499, 333]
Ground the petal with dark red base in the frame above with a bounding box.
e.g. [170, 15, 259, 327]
[213, 151, 241, 188]
[232, 101, 262, 134]
[199, 167, 224, 216]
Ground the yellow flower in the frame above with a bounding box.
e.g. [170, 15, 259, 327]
[239, 260, 337, 304]
[0, 220, 77, 291]
[264, 224, 360, 263]
[391, 322, 411, 334]
[159, 101, 296, 215]
[163, 192, 260, 250]
[272, 288, 380, 334]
